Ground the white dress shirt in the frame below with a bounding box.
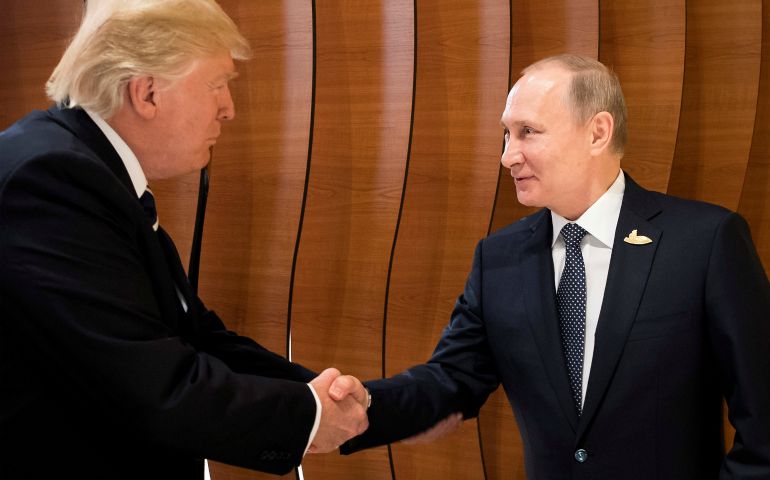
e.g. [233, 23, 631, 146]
[551, 170, 625, 408]
[84, 109, 322, 462]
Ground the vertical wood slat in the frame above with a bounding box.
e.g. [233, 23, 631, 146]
[187, 2, 313, 479]
[384, 1, 509, 479]
[600, 0, 685, 193]
[290, 1, 414, 479]
[739, 0, 770, 277]
[481, 2, 598, 479]
[0, 0, 83, 129]
[668, 0, 762, 210]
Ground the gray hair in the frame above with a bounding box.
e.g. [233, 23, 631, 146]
[524, 54, 628, 155]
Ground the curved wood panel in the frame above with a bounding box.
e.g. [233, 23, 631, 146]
[482, 2, 598, 479]
[739, 0, 770, 277]
[668, 0, 762, 210]
[734, 0, 770, 451]
[169, 2, 313, 479]
[0, 0, 83, 129]
[385, 1, 509, 479]
[289, 1, 414, 478]
[600, 0, 685, 193]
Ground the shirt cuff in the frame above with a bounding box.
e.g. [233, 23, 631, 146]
[304, 383, 322, 455]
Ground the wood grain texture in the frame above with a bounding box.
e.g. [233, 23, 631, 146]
[600, 0, 685, 193]
[384, 1, 509, 479]
[180, 2, 313, 479]
[5, 2, 770, 477]
[739, 0, 770, 278]
[289, 1, 414, 478]
[668, 0, 762, 210]
[0, 0, 83, 129]
[481, 2, 598, 479]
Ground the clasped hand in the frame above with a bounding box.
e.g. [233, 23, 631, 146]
[307, 368, 464, 453]
[307, 368, 369, 453]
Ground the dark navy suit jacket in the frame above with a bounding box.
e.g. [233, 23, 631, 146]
[343, 174, 770, 480]
[0, 107, 317, 479]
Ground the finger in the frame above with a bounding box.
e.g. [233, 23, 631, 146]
[319, 367, 342, 384]
[310, 367, 342, 391]
[330, 375, 369, 409]
[328, 375, 355, 401]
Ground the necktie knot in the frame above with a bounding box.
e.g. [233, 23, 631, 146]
[561, 223, 587, 249]
[139, 188, 159, 231]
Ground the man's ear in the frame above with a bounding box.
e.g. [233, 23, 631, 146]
[589, 111, 614, 156]
[126, 76, 159, 120]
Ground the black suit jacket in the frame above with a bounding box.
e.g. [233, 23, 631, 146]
[0, 107, 317, 479]
[343, 175, 770, 480]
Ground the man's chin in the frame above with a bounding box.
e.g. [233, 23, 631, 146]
[515, 190, 541, 208]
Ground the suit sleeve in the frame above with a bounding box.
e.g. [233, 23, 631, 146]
[705, 213, 770, 479]
[342, 240, 500, 453]
[0, 153, 314, 474]
[194, 308, 317, 382]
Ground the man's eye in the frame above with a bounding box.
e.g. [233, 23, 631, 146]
[522, 126, 535, 135]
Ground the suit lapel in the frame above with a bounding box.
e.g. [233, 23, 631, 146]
[576, 176, 662, 441]
[520, 211, 580, 432]
[49, 106, 201, 339]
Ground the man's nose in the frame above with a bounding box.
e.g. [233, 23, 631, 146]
[218, 86, 236, 121]
[500, 138, 521, 169]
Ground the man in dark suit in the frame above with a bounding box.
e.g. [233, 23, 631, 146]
[340, 55, 770, 479]
[0, 1, 367, 478]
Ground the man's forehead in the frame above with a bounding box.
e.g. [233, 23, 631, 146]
[509, 69, 564, 102]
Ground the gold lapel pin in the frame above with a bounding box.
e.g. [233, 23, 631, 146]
[623, 229, 652, 245]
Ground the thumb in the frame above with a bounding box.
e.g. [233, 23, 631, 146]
[330, 376, 367, 408]
[329, 375, 356, 401]
[311, 368, 341, 390]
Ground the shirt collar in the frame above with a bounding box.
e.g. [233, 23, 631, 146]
[84, 109, 148, 198]
[551, 169, 625, 248]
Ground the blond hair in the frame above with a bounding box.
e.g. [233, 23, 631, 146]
[524, 54, 628, 155]
[46, 0, 251, 118]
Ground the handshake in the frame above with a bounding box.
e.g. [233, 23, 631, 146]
[306, 368, 463, 453]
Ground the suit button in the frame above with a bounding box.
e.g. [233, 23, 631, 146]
[574, 449, 588, 463]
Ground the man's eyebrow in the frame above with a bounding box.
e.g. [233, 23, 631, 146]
[501, 119, 527, 129]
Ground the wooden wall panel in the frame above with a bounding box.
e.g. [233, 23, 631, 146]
[668, 0, 762, 210]
[384, 1, 509, 479]
[480, 2, 598, 479]
[0, 0, 83, 129]
[739, 0, 770, 277]
[4, 2, 770, 479]
[289, 1, 414, 478]
[600, 0, 685, 193]
[176, 2, 313, 479]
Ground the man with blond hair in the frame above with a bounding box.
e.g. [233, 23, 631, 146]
[342, 54, 770, 479]
[0, 1, 367, 478]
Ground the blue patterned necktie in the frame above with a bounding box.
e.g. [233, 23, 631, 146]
[557, 222, 588, 416]
[139, 188, 159, 231]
